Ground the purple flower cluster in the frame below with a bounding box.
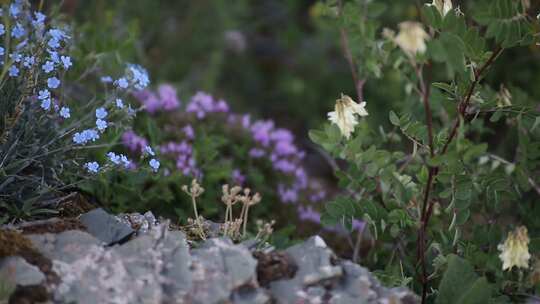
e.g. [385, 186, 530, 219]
[130, 84, 329, 225]
[159, 140, 201, 177]
[133, 84, 180, 114]
[122, 130, 148, 153]
[185, 91, 229, 119]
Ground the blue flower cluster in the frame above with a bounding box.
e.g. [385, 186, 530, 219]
[2, 1, 72, 116]
[1, 1, 158, 176]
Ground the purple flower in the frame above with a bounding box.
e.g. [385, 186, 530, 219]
[352, 219, 365, 232]
[249, 148, 265, 158]
[215, 99, 229, 112]
[134, 90, 161, 114]
[309, 190, 327, 203]
[297, 206, 321, 224]
[186, 91, 229, 119]
[232, 169, 246, 185]
[241, 114, 251, 129]
[278, 184, 298, 204]
[183, 125, 195, 140]
[271, 129, 294, 143]
[158, 84, 180, 110]
[250, 120, 274, 147]
[273, 159, 296, 173]
[122, 130, 148, 153]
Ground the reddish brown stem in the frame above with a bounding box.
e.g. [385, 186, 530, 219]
[416, 47, 503, 303]
[441, 47, 503, 154]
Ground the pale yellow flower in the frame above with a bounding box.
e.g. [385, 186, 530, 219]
[430, 0, 453, 17]
[395, 21, 429, 56]
[328, 94, 368, 139]
[498, 226, 531, 271]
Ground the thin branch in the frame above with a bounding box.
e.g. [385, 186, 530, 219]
[416, 47, 503, 303]
[441, 47, 503, 155]
[415, 64, 434, 156]
[337, 0, 366, 102]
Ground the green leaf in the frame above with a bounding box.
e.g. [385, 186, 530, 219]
[423, 5, 443, 29]
[440, 33, 466, 76]
[530, 117, 540, 132]
[432, 82, 454, 95]
[490, 110, 503, 122]
[309, 129, 327, 145]
[436, 254, 493, 304]
[389, 111, 400, 126]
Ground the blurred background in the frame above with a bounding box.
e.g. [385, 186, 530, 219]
[61, 0, 540, 148]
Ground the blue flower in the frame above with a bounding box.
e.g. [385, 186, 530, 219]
[100, 76, 112, 83]
[38, 89, 50, 100]
[47, 77, 60, 89]
[0, 24, 5, 36]
[48, 50, 60, 63]
[120, 154, 131, 168]
[33, 12, 46, 28]
[40, 98, 51, 111]
[60, 56, 72, 70]
[95, 107, 108, 119]
[22, 56, 35, 68]
[0, 47, 4, 57]
[73, 129, 100, 145]
[128, 64, 150, 89]
[84, 161, 100, 174]
[115, 98, 124, 108]
[9, 3, 21, 17]
[149, 158, 160, 172]
[72, 132, 85, 144]
[144, 145, 155, 156]
[10, 53, 22, 62]
[8, 65, 19, 77]
[96, 119, 108, 131]
[11, 23, 25, 39]
[107, 152, 121, 165]
[48, 29, 66, 41]
[116, 77, 129, 89]
[42, 61, 54, 73]
[48, 38, 60, 49]
[59, 107, 70, 118]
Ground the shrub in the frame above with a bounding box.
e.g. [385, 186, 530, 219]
[82, 83, 331, 239]
[311, 0, 540, 302]
[0, 0, 153, 222]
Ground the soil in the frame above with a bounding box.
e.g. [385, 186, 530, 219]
[20, 218, 86, 235]
[0, 230, 58, 303]
[57, 193, 95, 218]
[8, 285, 49, 304]
[253, 250, 297, 286]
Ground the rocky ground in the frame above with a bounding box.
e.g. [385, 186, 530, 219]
[0, 208, 418, 304]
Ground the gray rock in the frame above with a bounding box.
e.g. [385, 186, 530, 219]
[8, 211, 418, 304]
[0, 256, 45, 286]
[186, 238, 258, 304]
[116, 211, 159, 234]
[27, 230, 102, 263]
[232, 288, 270, 304]
[80, 208, 134, 245]
[269, 235, 342, 303]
